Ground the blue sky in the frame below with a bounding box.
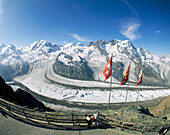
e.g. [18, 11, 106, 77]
[0, 0, 170, 56]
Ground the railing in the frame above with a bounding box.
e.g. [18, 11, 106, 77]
[0, 97, 169, 133]
[99, 114, 170, 132]
[0, 98, 86, 126]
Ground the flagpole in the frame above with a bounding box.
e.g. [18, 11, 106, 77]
[106, 53, 113, 117]
[131, 67, 143, 121]
[120, 62, 131, 128]
[120, 79, 129, 121]
[131, 88, 140, 121]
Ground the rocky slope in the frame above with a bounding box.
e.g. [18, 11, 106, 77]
[53, 52, 94, 80]
[109, 104, 170, 126]
[0, 76, 54, 112]
[149, 95, 170, 120]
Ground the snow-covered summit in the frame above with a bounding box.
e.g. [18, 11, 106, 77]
[23, 40, 61, 54]
[0, 43, 21, 56]
[0, 43, 23, 65]
[62, 42, 75, 50]
[137, 48, 153, 61]
[88, 40, 139, 62]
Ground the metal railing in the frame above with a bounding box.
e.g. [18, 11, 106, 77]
[0, 97, 169, 133]
[0, 98, 86, 125]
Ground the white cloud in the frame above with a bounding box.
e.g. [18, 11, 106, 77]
[71, 33, 90, 42]
[121, 21, 142, 41]
[123, 0, 138, 17]
[155, 30, 160, 34]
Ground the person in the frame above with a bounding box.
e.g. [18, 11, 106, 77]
[85, 114, 92, 128]
[93, 111, 100, 127]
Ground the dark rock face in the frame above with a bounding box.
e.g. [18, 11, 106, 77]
[132, 63, 165, 86]
[88, 40, 108, 56]
[14, 62, 30, 77]
[142, 64, 165, 86]
[15, 88, 54, 112]
[0, 76, 54, 112]
[0, 62, 30, 81]
[119, 105, 154, 117]
[0, 76, 19, 103]
[137, 105, 154, 116]
[53, 52, 94, 80]
[0, 64, 15, 81]
[112, 62, 125, 81]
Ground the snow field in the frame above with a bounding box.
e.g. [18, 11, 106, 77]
[14, 61, 170, 104]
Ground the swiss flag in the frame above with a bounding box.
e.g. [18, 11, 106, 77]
[103, 57, 112, 82]
[136, 70, 143, 87]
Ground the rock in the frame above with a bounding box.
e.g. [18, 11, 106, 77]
[0, 76, 20, 103]
[15, 88, 55, 112]
[119, 105, 154, 117]
[149, 95, 170, 120]
[53, 52, 94, 80]
[0, 76, 54, 112]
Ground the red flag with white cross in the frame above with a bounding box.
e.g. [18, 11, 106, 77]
[136, 70, 143, 87]
[103, 57, 112, 82]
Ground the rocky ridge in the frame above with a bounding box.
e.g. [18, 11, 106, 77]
[0, 76, 54, 112]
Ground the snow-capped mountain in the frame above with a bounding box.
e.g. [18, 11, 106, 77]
[0, 43, 30, 81]
[53, 52, 94, 80]
[0, 39, 170, 86]
[90, 40, 170, 85]
[0, 43, 23, 65]
[23, 40, 61, 55]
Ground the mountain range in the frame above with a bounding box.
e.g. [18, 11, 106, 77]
[0, 39, 170, 86]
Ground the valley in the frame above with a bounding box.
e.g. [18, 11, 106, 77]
[13, 60, 170, 106]
[1, 39, 170, 108]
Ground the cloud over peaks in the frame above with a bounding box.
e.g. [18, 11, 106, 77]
[71, 33, 90, 42]
[120, 20, 142, 41]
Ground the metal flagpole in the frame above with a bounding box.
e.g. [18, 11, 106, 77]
[121, 80, 129, 120]
[131, 67, 143, 121]
[106, 53, 113, 117]
[106, 73, 112, 116]
[131, 88, 140, 121]
[120, 62, 131, 128]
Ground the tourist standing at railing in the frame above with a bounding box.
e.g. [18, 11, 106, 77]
[85, 114, 92, 128]
[93, 111, 100, 127]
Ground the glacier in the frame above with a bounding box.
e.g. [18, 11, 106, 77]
[0, 39, 170, 104]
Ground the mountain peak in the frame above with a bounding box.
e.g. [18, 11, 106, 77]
[23, 40, 60, 54]
[0, 43, 21, 55]
[62, 42, 75, 49]
[76, 42, 84, 46]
